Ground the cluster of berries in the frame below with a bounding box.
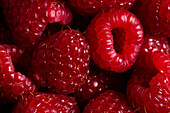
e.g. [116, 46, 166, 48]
[0, 0, 169, 113]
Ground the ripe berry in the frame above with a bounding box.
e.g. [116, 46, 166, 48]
[83, 90, 134, 113]
[133, 0, 170, 37]
[2, 0, 72, 47]
[31, 29, 90, 94]
[0, 45, 36, 104]
[126, 51, 170, 113]
[13, 92, 80, 113]
[68, 0, 136, 16]
[86, 8, 143, 72]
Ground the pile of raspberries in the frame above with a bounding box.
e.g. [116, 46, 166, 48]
[0, 0, 169, 113]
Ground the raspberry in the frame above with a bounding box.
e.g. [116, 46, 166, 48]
[31, 29, 90, 94]
[0, 45, 36, 104]
[126, 51, 170, 113]
[83, 90, 134, 113]
[85, 8, 143, 72]
[133, 0, 170, 37]
[2, 0, 72, 47]
[133, 34, 170, 75]
[68, 0, 136, 16]
[13, 92, 80, 113]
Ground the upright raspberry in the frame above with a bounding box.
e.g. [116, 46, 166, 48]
[83, 90, 134, 113]
[13, 92, 80, 113]
[126, 51, 170, 113]
[0, 45, 36, 104]
[86, 8, 143, 72]
[2, 0, 72, 47]
[68, 0, 136, 16]
[31, 29, 90, 94]
[133, 0, 170, 37]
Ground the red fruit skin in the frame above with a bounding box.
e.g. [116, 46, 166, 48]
[68, 0, 136, 16]
[0, 45, 15, 73]
[73, 62, 111, 108]
[3, 45, 25, 64]
[3, 44, 33, 74]
[126, 52, 170, 113]
[85, 8, 143, 72]
[74, 61, 130, 109]
[133, 34, 170, 75]
[12, 92, 80, 113]
[0, 45, 36, 104]
[31, 29, 90, 94]
[133, 0, 170, 37]
[2, 0, 72, 47]
[83, 90, 135, 113]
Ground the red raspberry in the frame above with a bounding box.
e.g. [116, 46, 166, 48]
[83, 90, 135, 113]
[13, 92, 80, 113]
[134, 34, 170, 75]
[133, 0, 170, 37]
[0, 45, 36, 104]
[31, 29, 90, 94]
[2, 0, 72, 47]
[85, 8, 143, 72]
[68, 0, 136, 16]
[126, 52, 170, 113]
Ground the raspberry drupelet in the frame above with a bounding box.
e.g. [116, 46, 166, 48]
[85, 8, 143, 72]
[31, 29, 90, 94]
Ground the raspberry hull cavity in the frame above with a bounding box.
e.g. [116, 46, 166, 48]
[86, 8, 143, 72]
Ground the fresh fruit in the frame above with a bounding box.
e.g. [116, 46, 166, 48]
[85, 8, 143, 72]
[133, 34, 170, 75]
[132, 0, 170, 37]
[31, 29, 90, 94]
[12, 92, 80, 113]
[126, 51, 170, 113]
[68, 0, 136, 16]
[83, 90, 135, 113]
[0, 45, 36, 104]
[1, 0, 72, 47]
